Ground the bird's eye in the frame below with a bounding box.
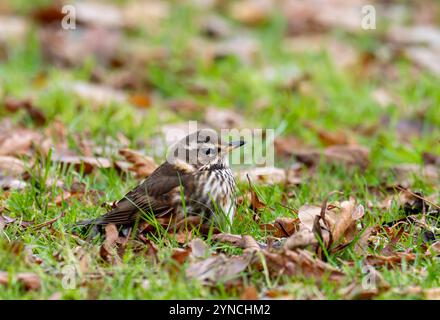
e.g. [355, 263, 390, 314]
[205, 148, 211, 155]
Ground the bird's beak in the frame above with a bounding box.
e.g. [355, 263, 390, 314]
[226, 140, 246, 153]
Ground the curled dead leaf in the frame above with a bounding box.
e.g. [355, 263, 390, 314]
[100, 224, 120, 264]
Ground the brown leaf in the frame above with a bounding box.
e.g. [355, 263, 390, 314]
[129, 93, 152, 109]
[186, 254, 250, 284]
[0, 156, 26, 176]
[240, 285, 259, 300]
[68, 81, 127, 106]
[330, 199, 360, 244]
[4, 97, 46, 125]
[39, 26, 121, 67]
[175, 231, 194, 244]
[52, 154, 113, 174]
[119, 148, 158, 179]
[100, 224, 120, 264]
[212, 233, 262, 251]
[260, 249, 344, 282]
[284, 228, 318, 250]
[274, 135, 304, 159]
[171, 238, 208, 265]
[365, 253, 416, 268]
[190, 238, 209, 259]
[294, 198, 364, 251]
[293, 145, 370, 169]
[167, 99, 203, 115]
[212, 233, 244, 247]
[388, 25, 440, 77]
[283, 0, 365, 35]
[242, 235, 261, 252]
[236, 167, 289, 185]
[204, 107, 244, 129]
[229, 0, 273, 26]
[340, 269, 390, 300]
[0, 271, 41, 291]
[270, 217, 300, 237]
[390, 164, 439, 187]
[0, 128, 43, 157]
[171, 248, 192, 265]
[304, 121, 354, 146]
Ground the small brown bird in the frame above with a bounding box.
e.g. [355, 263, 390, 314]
[78, 129, 245, 229]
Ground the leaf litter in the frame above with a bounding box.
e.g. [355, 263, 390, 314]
[1, 0, 440, 300]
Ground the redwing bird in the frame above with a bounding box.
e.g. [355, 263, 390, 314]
[77, 129, 245, 229]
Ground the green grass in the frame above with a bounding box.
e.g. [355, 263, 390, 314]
[1, 0, 440, 299]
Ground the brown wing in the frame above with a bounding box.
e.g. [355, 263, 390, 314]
[82, 162, 195, 226]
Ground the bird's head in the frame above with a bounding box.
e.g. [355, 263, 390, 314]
[167, 129, 245, 172]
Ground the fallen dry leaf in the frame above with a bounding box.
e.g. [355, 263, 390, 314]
[52, 154, 113, 174]
[365, 252, 416, 268]
[229, 0, 273, 26]
[0, 128, 43, 157]
[236, 167, 291, 185]
[212, 233, 244, 247]
[171, 248, 192, 265]
[389, 165, 439, 188]
[388, 25, 440, 77]
[167, 99, 202, 115]
[0, 271, 41, 291]
[283, 0, 367, 35]
[0, 156, 25, 176]
[100, 224, 120, 264]
[119, 148, 158, 179]
[190, 238, 209, 259]
[289, 198, 364, 251]
[39, 26, 121, 67]
[293, 145, 370, 169]
[186, 254, 251, 284]
[259, 248, 344, 282]
[240, 285, 259, 300]
[284, 228, 318, 250]
[204, 107, 244, 129]
[212, 233, 262, 251]
[4, 97, 46, 125]
[128, 93, 152, 109]
[304, 121, 355, 146]
[68, 81, 127, 106]
[261, 217, 299, 238]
